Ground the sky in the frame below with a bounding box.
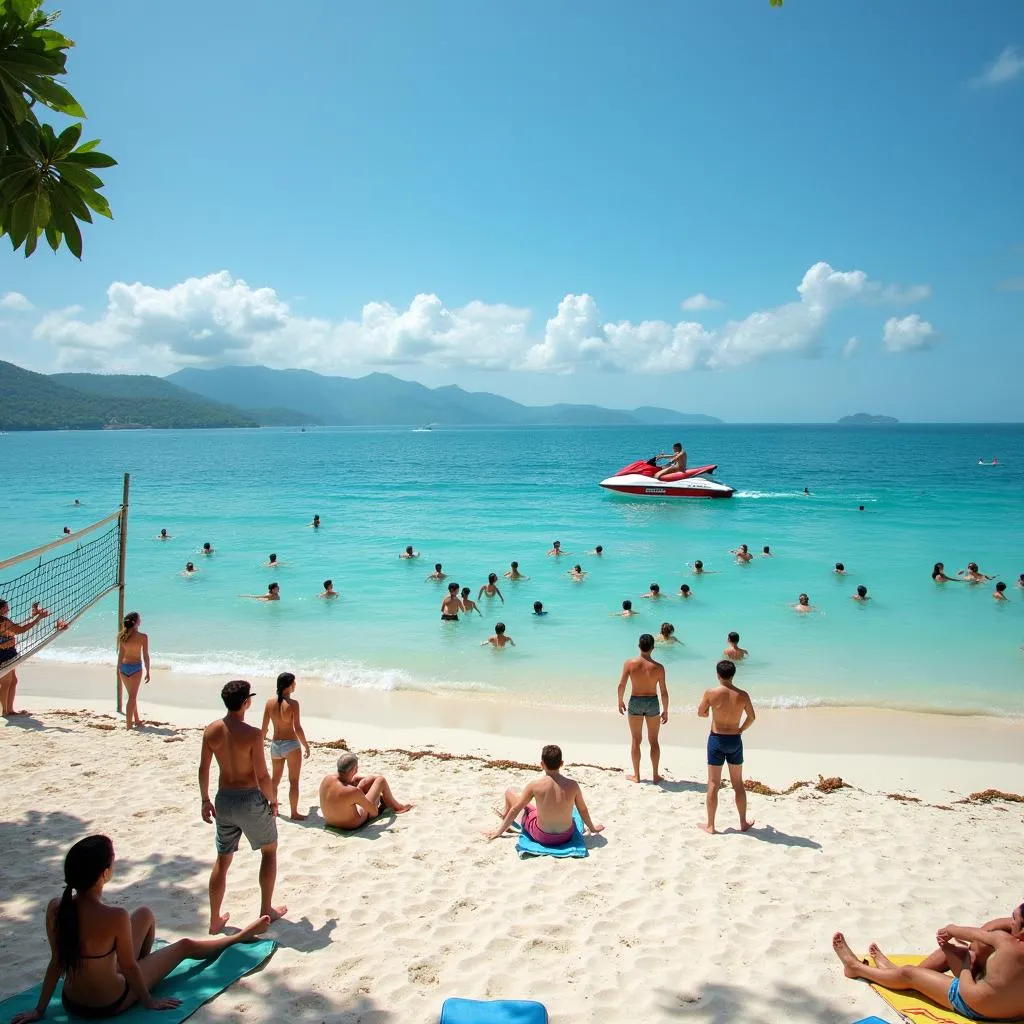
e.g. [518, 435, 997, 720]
[1, 0, 1023, 422]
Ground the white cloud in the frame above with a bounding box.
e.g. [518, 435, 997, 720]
[842, 337, 859, 358]
[32, 263, 935, 376]
[0, 291, 33, 311]
[883, 314, 936, 353]
[681, 293, 724, 311]
[972, 45, 1024, 87]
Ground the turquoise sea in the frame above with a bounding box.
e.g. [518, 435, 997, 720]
[2, 424, 1022, 715]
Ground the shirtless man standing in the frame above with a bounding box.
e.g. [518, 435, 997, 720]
[441, 582, 462, 621]
[199, 680, 285, 933]
[617, 633, 669, 783]
[654, 442, 687, 480]
[485, 744, 603, 844]
[697, 660, 755, 834]
[319, 752, 412, 830]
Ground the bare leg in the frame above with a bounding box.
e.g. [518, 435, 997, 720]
[122, 673, 142, 729]
[831, 933, 957, 1009]
[2, 668, 25, 716]
[270, 757, 285, 809]
[258, 842, 287, 921]
[285, 747, 304, 819]
[208, 853, 233, 934]
[130, 906, 156, 959]
[646, 715, 662, 783]
[626, 715, 644, 782]
[727, 762, 754, 831]
[363, 775, 412, 813]
[699, 765, 723, 833]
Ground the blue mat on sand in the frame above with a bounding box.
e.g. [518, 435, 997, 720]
[514, 808, 587, 859]
[852, 1018, 890, 1024]
[441, 997, 548, 1023]
[0, 939, 276, 1024]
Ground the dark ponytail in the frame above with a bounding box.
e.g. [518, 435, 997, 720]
[55, 835, 114, 976]
[117, 611, 140, 647]
[276, 672, 295, 707]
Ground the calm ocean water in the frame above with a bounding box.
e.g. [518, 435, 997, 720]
[2, 424, 1022, 715]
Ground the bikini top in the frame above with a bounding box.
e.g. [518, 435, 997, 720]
[80, 940, 116, 960]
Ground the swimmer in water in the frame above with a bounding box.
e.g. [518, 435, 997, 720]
[533, 601, 547, 616]
[931, 562, 960, 583]
[679, 584, 692, 599]
[1016, 574, 1024, 589]
[642, 583, 663, 599]
[792, 593, 814, 613]
[958, 562, 994, 584]
[994, 581, 1008, 602]
[62, 526, 71, 535]
[426, 563, 447, 582]
[692, 560, 718, 576]
[441, 583, 461, 621]
[320, 579, 338, 599]
[400, 545, 420, 559]
[504, 561, 528, 580]
[264, 553, 283, 568]
[157, 528, 171, 540]
[73, 498, 80, 506]
[803, 487, 810, 496]
[182, 561, 198, 577]
[588, 545, 604, 556]
[478, 573, 505, 603]
[548, 540, 568, 557]
[460, 587, 482, 616]
[732, 544, 753, 565]
[568, 564, 587, 581]
[723, 631, 748, 661]
[202, 542, 214, 556]
[243, 583, 280, 602]
[656, 622, 680, 645]
[858, 505, 865, 512]
[481, 622, 514, 648]
[612, 600, 637, 617]
[834, 562, 847, 575]
[762, 545, 772, 557]
[851, 585, 870, 602]
[310, 515, 320, 529]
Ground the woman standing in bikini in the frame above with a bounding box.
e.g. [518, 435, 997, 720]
[0, 597, 50, 717]
[11, 835, 268, 1024]
[116, 612, 150, 731]
[261, 672, 310, 820]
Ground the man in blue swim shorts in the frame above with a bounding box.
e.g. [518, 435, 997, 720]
[697, 660, 755, 835]
[617, 633, 669, 783]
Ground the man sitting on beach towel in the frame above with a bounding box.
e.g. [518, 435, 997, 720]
[319, 752, 413, 830]
[484, 745, 604, 845]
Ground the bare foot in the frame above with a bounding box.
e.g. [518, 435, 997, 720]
[289, 811, 308, 821]
[697, 823, 716, 834]
[238, 915, 272, 941]
[739, 819, 755, 832]
[868, 942, 896, 969]
[209, 913, 230, 934]
[263, 905, 287, 922]
[625, 774, 639, 783]
[653, 774, 663, 784]
[395, 803, 413, 814]
[832, 932, 866, 979]
[10, 709, 29, 716]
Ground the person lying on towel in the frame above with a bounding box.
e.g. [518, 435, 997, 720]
[484, 745, 604, 846]
[832, 904, 1024, 1023]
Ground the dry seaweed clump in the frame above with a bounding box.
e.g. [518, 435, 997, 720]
[886, 793, 922, 803]
[814, 774, 848, 793]
[962, 789, 1024, 805]
[743, 779, 811, 796]
[318, 739, 350, 751]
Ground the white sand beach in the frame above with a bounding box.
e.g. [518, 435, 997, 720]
[3, 662, 1024, 1023]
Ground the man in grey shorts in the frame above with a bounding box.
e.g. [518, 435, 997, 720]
[199, 679, 286, 933]
[616, 633, 669, 783]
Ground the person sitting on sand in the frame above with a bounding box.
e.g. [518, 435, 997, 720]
[723, 631, 748, 661]
[202, 542, 214, 556]
[852, 585, 871, 602]
[533, 601, 547, 616]
[834, 562, 847, 575]
[568, 564, 587, 581]
[400, 545, 419, 559]
[959, 562, 995, 584]
[243, 583, 280, 602]
[0, 596, 49, 718]
[732, 544, 753, 564]
[426, 563, 447, 581]
[10, 835, 269, 1024]
[460, 587, 482, 616]
[697, 660, 755, 835]
[831, 923, 1024, 1023]
[656, 622, 680, 644]
[547, 540, 567, 557]
[994, 581, 1009, 601]
[612, 599, 637, 617]
[478, 573, 505, 603]
[482, 622, 514, 648]
[484, 744, 603, 843]
[310, 515, 320, 529]
[182, 561, 198, 577]
[504, 561, 528, 580]
[932, 562, 959, 583]
[117, 612, 150, 732]
[679, 584, 692, 599]
[793, 593, 814, 613]
[617, 633, 668, 783]
[261, 672, 310, 821]
[199, 680, 285, 933]
[156, 529, 171, 540]
[320, 579, 338, 599]
[642, 582, 662, 599]
[441, 582, 462, 621]
[319, 752, 412, 830]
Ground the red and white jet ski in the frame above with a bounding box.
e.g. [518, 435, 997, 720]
[599, 459, 734, 498]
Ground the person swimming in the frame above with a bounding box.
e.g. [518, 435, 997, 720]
[732, 544, 753, 564]
[182, 562, 197, 577]
[533, 601, 547, 616]
[1016, 573, 1024, 589]
[834, 562, 846, 575]
[852, 585, 870, 602]
[793, 593, 814, 613]
[400, 545, 420, 559]
[657, 622, 680, 644]
[202, 542, 214, 555]
[568, 564, 586, 581]
[310, 515, 320, 529]
[481, 622, 514, 648]
[589, 545, 604, 556]
[320, 579, 338, 599]
[723, 631, 748, 661]
[932, 562, 959, 583]
[692, 560, 719, 575]
[62, 526, 71, 535]
[460, 587, 482, 616]
[426, 563, 447, 581]
[642, 583, 662, 599]
[547, 540, 568, 557]
[441, 582, 462, 621]
[478, 573, 505, 602]
[612, 600, 636, 617]
[243, 583, 280, 601]
[157, 529, 171, 540]
[679, 584, 692, 599]
[994, 581, 1008, 601]
[762, 545, 772, 557]
[265, 553, 280, 568]
[959, 562, 994, 584]
[504, 561, 528, 580]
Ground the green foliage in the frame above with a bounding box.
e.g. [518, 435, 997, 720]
[0, 0, 115, 258]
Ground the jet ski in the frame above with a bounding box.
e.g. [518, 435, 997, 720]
[599, 459, 734, 498]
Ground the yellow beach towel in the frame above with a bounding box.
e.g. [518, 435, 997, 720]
[869, 954, 1024, 1024]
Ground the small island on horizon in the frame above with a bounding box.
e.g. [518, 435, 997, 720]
[837, 412, 900, 425]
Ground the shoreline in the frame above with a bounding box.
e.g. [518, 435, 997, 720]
[17, 660, 1024, 800]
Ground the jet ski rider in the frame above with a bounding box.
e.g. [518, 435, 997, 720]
[653, 442, 687, 480]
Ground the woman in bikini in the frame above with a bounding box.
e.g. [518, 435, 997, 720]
[261, 672, 310, 820]
[11, 835, 268, 1024]
[931, 562, 960, 583]
[116, 613, 150, 731]
[477, 573, 504, 604]
[0, 597, 50, 717]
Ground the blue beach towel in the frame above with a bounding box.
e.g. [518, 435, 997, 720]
[0, 939, 276, 1024]
[440, 997, 548, 1023]
[514, 808, 588, 859]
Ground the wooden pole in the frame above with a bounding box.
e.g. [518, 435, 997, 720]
[115, 472, 130, 713]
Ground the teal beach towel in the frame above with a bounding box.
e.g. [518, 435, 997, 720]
[440, 997, 548, 1023]
[515, 808, 588, 859]
[0, 939, 276, 1024]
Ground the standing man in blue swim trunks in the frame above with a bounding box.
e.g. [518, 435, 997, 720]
[617, 633, 669, 783]
[697, 660, 755, 834]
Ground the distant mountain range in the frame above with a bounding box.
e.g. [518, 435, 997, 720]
[168, 365, 723, 427]
[838, 413, 899, 425]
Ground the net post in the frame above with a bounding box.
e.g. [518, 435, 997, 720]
[115, 473, 130, 713]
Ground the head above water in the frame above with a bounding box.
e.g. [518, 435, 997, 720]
[268, 582, 280, 595]
[932, 562, 944, 575]
[533, 601, 543, 612]
[798, 593, 809, 605]
[728, 631, 740, 643]
[323, 579, 333, 590]
[694, 560, 703, 570]
[680, 584, 691, 595]
[511, 561, 519, 569]
[276, 671, 296, 704]
[495, 622, 506, 635]
[762, 545, 770, 554]
[488, 572, 497, 584]
[405, 545, 414, 555]
[649, 583, 660, 593]
[716, 660, 737, 682]
[638, 633, 655, 653]
[448, 582, 459, 593]
[203, 542, 212, 551]
[541, 744, 563, 770]
[461, 587, 471, 598]
[660, 622, 674, 637]
[856, 585, 867, 597]
[160, 529, 168, 537]
[336, 751, 358, 779]
[835, 562, 845, 571]
[574, 564, 582, 573]
[996, 581, 1007, 593]
[740, 544, 748, 553]
[56, 835, 115, 975]
[622, 599, 632, 611]
[595, 545, 603, 554]
[968, 562, 979, 573]
[552, 540, 561, 548]
[186, 561, 195, 571]
[268, 553, 277, 562]
[434, 563, 442, 572]
[221, 679, 254, 712]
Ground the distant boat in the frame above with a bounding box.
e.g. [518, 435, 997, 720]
[977, 457, 999, 466]
[412, 424, 434, 433]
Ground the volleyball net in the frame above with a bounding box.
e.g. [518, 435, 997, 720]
[0, 478, 128, 679]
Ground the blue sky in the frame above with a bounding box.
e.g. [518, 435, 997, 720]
[1, 0, 1022, 421]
